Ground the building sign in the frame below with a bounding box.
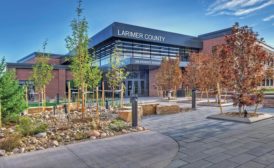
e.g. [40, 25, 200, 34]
[117, 29, 165, 42]
[131, 58, 161, 65]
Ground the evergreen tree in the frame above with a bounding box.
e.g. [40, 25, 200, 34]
[0, 57, 27, 125]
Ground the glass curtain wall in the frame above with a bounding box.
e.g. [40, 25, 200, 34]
[93, 39, 200, 66]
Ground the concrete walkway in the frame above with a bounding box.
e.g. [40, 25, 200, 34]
[0, 131, 178, 168]
[143, 104, 274, 168]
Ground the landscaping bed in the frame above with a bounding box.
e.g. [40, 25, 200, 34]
[0, 110, 145, 157]
[197, 101, 233, 107]
[207, 112, 273, 123]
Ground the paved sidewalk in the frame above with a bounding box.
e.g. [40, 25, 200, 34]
[0, 131, 178, 168]
[143, 105, 274, 168]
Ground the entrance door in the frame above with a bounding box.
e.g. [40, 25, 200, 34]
[126, 80, 146, 97]
[127, 81, 132, 96]
[134, 81, 138, 95]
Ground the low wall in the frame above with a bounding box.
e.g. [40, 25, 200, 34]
[263, 95, 274, 108]
[27, 102, 79, 114]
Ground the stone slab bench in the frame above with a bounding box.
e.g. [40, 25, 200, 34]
[117, 106, 143, 122]
[141, 103, 159, 116]
[156, 105, 180, 115]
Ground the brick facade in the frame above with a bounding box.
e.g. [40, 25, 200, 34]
[201, 36, 226, 54]
[149, 69, 159, 97]
[14, 68, 71, 99]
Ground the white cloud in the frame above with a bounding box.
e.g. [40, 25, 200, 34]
[207, 0, 274, 16]
[263, 15, 274, 21]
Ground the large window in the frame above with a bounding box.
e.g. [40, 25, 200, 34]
[93, 39, 199, 65]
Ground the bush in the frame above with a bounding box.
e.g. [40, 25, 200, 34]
[3, 113, 20, 124]
[16, 116, 48, 136]
[0, 134, 21, 152]
[109, 119, 128, 132]
[0, 70, 27, 120]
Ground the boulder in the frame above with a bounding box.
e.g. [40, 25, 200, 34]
[12, 148, 20, 154]
[89, 130, 100, 137]
[35, 132, 47, 138]
[100, 132, 107, 137]
[137, 126, 144, 131]
[156, 105, 180, 115]
[19, 148, 25, 153]
[52, 140, 59, 147]
[90, 136, 96, 140]
[141, 104, 158, 116]
[0, 150, 5, 156]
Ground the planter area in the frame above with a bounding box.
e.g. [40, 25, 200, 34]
[0, 109, 145, 157]
[197, 101, 233, 107]
[207, 112, 273, 123]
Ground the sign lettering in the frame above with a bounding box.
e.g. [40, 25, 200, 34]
[117, 29, 165, 42]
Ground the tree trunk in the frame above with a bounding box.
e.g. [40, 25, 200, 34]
[102, 81, 105, 107]
[206, 88, 209, 103]
[120, 84, 124, 108]
[112, 87, 115, 107]
[96, 86, 99, 123]
[25, 86, 28, 114]
[68, 82, 71, 112]
[39, 90, 42, 112]
[217, 82, 223, 114]
[200, 90, 204, 100]
[43, 86, 46, 112]
[254, 103, 258, 114]
[77, 89, 80, 111]
[81, 84, 85, 118]
[0, 98, 2, 128]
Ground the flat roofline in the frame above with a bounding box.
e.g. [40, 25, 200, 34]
[7, 63, 69, 70]
[17, 52, 67, 63]
[198, 27, 232, 40]
[89, 22, 202, 48]
[112, 22, 199, 39]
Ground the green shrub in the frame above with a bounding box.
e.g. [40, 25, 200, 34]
[0, 134, 21, 152]
[3, 113, 20, 124]
[33, 123, 48, 135]
[16, 116, 48, 136]
[0, 69, 27, 120]
[74, 132, 88, 140]
[109, 119, 128, 132]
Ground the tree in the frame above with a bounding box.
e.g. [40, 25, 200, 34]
[66, 0, 94, 116]
[87, 59, 102, 121]
[197, 54, 215, 101]
[183, 53, 206, 96]
[219, 23, 268, 113]
[155, 57, 182, 98]
[31, 40, 53, 112]
[0, 57, 27, 126]
[106, 47, 128, 107]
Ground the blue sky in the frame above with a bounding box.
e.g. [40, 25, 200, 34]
[0, 0, 273, 62]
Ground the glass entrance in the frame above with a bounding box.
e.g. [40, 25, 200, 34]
[125, 71, 148, 97]
[134, 81, 138, 95]
[126, 80, 145, 97]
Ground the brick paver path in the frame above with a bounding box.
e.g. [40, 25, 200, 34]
[143, 104, 274, 168]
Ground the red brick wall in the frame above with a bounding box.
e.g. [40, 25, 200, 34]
[15, 69, 33, 80]
[14, 68, 71, 99]
[201, 36, 226, 54]
[149, 69, 159, 97]
[58, 69, 66, 98]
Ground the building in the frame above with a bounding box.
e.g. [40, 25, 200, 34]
[7, 22, 274, 100]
